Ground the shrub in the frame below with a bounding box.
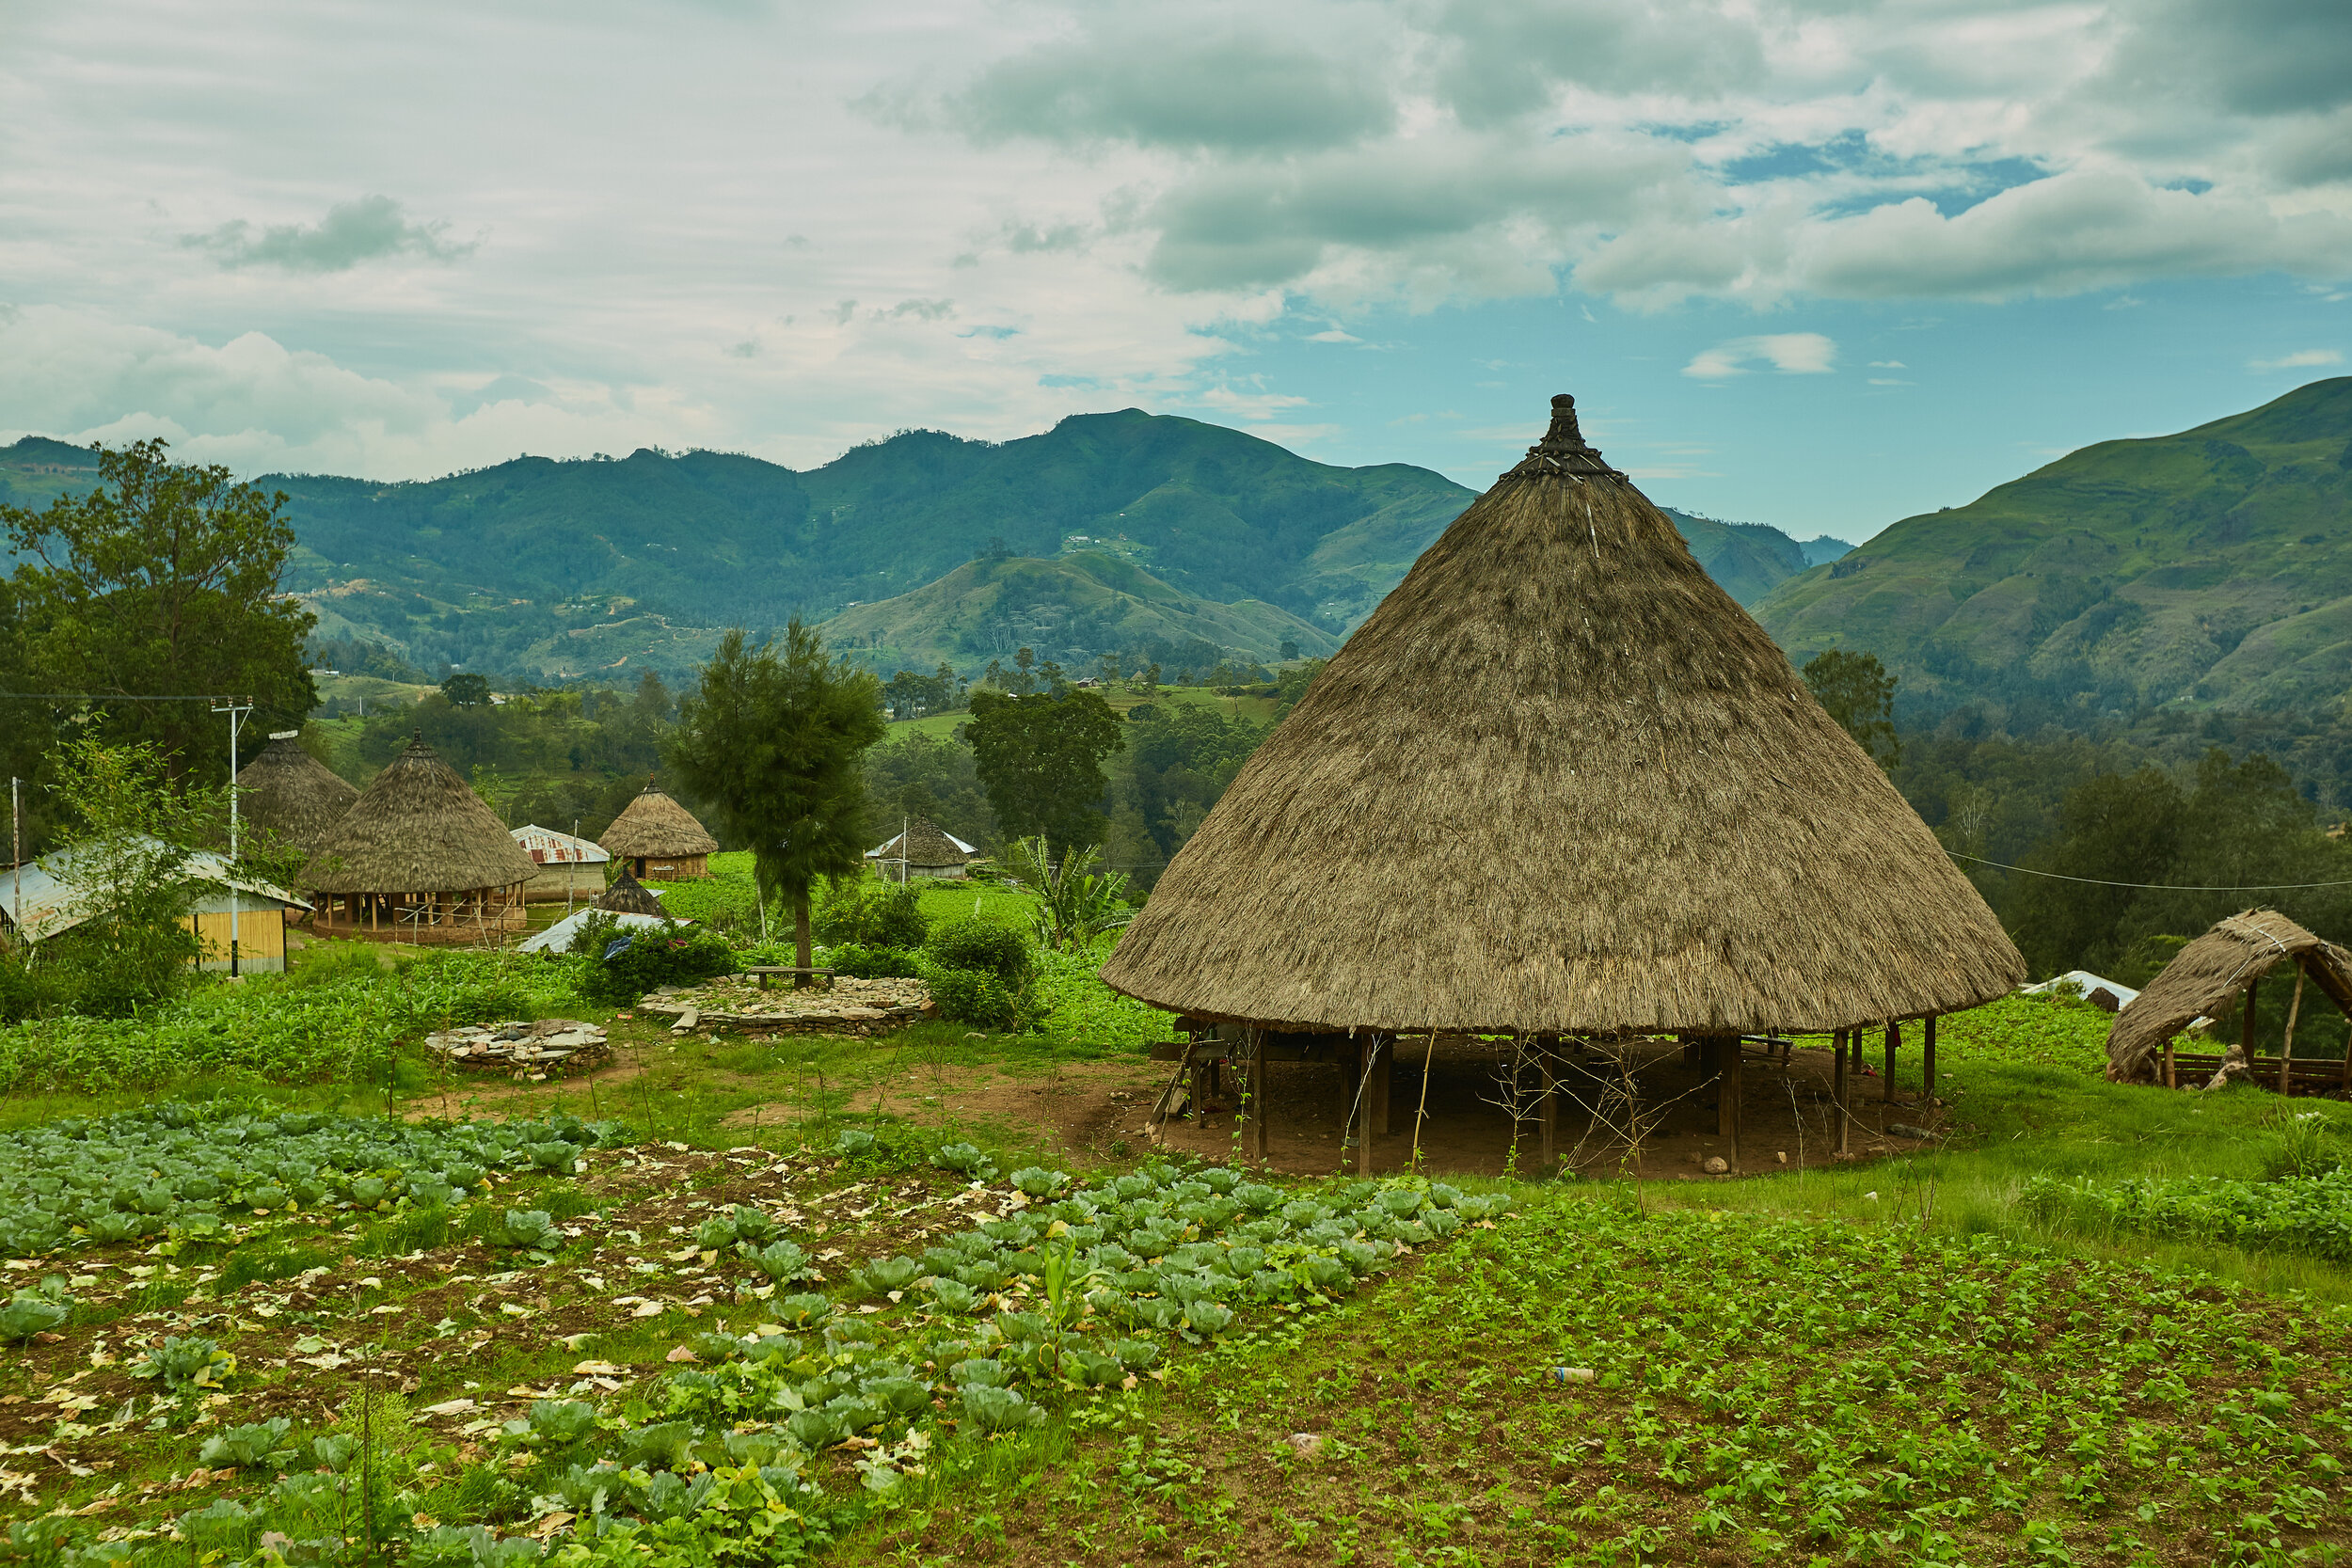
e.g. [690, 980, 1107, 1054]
[817, 879, 929, 950]
[925, 966, 1025, 1031]
[826, 942, 924, 980]
[569, 915, 736, 1005]
[924, 919, 1031, 986]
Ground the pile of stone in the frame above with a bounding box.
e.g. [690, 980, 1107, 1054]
[424, 1019, 611, 1078]
[637, 974, 933, 1037]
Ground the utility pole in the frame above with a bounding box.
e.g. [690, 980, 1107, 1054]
[8, 777, 19, 954]
[212, 698, 253, 977]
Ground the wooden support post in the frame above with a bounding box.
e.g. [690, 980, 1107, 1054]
[1356, 1037, 1375, 1177]
[1250, 1027, 1270, 1164]
[1718, 1035, 1741, 1164]
[1372, 1037, 1393, 1136]
[1883, 1021, 1899, 1102]
[1923, 1015, 1938, 1102]
[2164, 1037, 2176, 1089]
[1539, 1036, 1558, 1176]
[1832, 1027, 1850, 1156]
[2280, 963, 2308, 1096]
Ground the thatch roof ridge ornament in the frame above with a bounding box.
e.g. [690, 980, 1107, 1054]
[1098, 389, 2025, 1037]
[236, 730, 361, 858]
[297, 730, 538, 895]
[598, 773, 720, 859]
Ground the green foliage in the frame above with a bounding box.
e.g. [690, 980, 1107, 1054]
[134, 1334, 235, 1390]
[667, 623, 885, 970]
[824, 942, 923, 980]
[0, 946, 580, 1092]
[997, 836, 1134, 951]
[0, 437, 316, 786]
[568, 913, 736, 1006]
[923, 918, 1031, 987]
[2023, 1166, 2352, 1263]
[964, 686, 1126, 853]
[0, 1281, 69, 1340]
[1029, 946, 1173, 1047]
[815, 878, 928, 949]
[1803, 648, 1900, 769]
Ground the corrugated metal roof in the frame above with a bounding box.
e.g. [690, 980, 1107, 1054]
[512, 825, 612, 864]
[0, 837, 309, 943]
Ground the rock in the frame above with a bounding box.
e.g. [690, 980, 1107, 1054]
[672, 1007, 701, 1033]
[1702, 1156, 1729, 1175]
[1885, 1123, 1941, 1141]
[1285, 1432, 1323, 1458]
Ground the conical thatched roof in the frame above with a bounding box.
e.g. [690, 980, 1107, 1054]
[871, 817, 972, 869]
[597, 869, 666, 916]
[237, 731, 359, 857]
[598, 777, 719, 859]
[1100, 393, 2025, 1037]
[299, 734, 539, 895]
[2106, 909, 2352, 1082]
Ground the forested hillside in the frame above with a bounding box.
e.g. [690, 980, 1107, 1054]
[1756, 377, 2352, 719]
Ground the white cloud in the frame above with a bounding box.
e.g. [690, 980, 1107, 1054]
[2248, 348, 2344, 371]
[1683, 332, 1837, 379]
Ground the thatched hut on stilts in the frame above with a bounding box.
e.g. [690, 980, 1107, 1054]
[299, 734, 537, 943]
[236, 732, 360, 860]
[1100, 394, 2025, 1175]
[598, 777, 719, 880]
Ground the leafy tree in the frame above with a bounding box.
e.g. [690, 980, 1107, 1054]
[862, 732, 994, 847]
[34, 737, 228, 1015]
[999, 835, 1135, 950]
[440, 673, 492, 707]
[666, 622, 884, 971]
[0, 439, 316, 782]
[2009, 768, 2185, 977]
[963, 687, 1125, 853]
[1803, 648, 1900, 770]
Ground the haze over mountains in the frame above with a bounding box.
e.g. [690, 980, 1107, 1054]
[0, 413, 1841, 682]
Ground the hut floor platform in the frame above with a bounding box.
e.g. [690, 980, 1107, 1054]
[1150, 1035, 1947, 1179]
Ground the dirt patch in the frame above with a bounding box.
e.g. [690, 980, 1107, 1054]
[719, 1056, 1165, 1159]
[1150, 1037, 1948, 1178]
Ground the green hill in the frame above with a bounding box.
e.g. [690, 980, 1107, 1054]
[1755, 378, 2352, 715]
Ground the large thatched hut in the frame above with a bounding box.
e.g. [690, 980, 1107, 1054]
[236, 731, 359, 860]
[299, 734, 538, 942]
[599, 777, 718, 880]
[1100, 393, 2025, 1171]
[2106, 909, 2352, 1091]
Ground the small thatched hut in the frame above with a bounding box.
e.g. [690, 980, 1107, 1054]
[597, 869, 666, 917]
[599, 777, 718, 879]
[236, 731, 360, 860]
[866, 818, 976, 879]
[2106, 909, 2352, 1091]
[299, 733, 538, 942]
[1099, 392, 2025, 1171]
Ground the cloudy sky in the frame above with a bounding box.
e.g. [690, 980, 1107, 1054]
[3, 0, 2348, 540]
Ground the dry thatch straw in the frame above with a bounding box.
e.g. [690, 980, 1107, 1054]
[872, 816, 972, 872]
[597, 869, 667, 917]
[298, 733, 539, 894]
[598, 776, 719, 859]
[1100, 392, 2025, 1037]
[2106, 909, 2352, 1082]
[236, 731, 360, 857]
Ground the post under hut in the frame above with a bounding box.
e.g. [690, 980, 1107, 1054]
[1104, 392, 2023, 1175]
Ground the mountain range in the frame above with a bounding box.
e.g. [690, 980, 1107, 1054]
[0, 414, 1839, 682]
[1754, 377, 2352, 718]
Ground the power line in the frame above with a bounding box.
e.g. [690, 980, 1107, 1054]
[0, 692, 251, 703]
[1945, 849, 2352, 893]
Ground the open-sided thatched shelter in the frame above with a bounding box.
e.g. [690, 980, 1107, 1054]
[1100, 392, 2025, 1172]
[299, 733, 538, 943]
[236, 731, 360, 860]
[866, 817, 976, 879]
[597, 869, 666, 917]
[599, 777, 718, 879]
[2107, 909, 2352, 1091]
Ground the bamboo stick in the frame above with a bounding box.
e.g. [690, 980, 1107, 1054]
[2280, 963, 2308, 1096]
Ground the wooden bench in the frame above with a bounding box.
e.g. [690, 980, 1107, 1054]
[744, 966, 834, 990]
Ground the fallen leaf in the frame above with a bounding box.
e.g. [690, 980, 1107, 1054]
[421, 1399, 478, 1418]
[571, 1360, 622, 1376]
[664, 1346, 698, 1364]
